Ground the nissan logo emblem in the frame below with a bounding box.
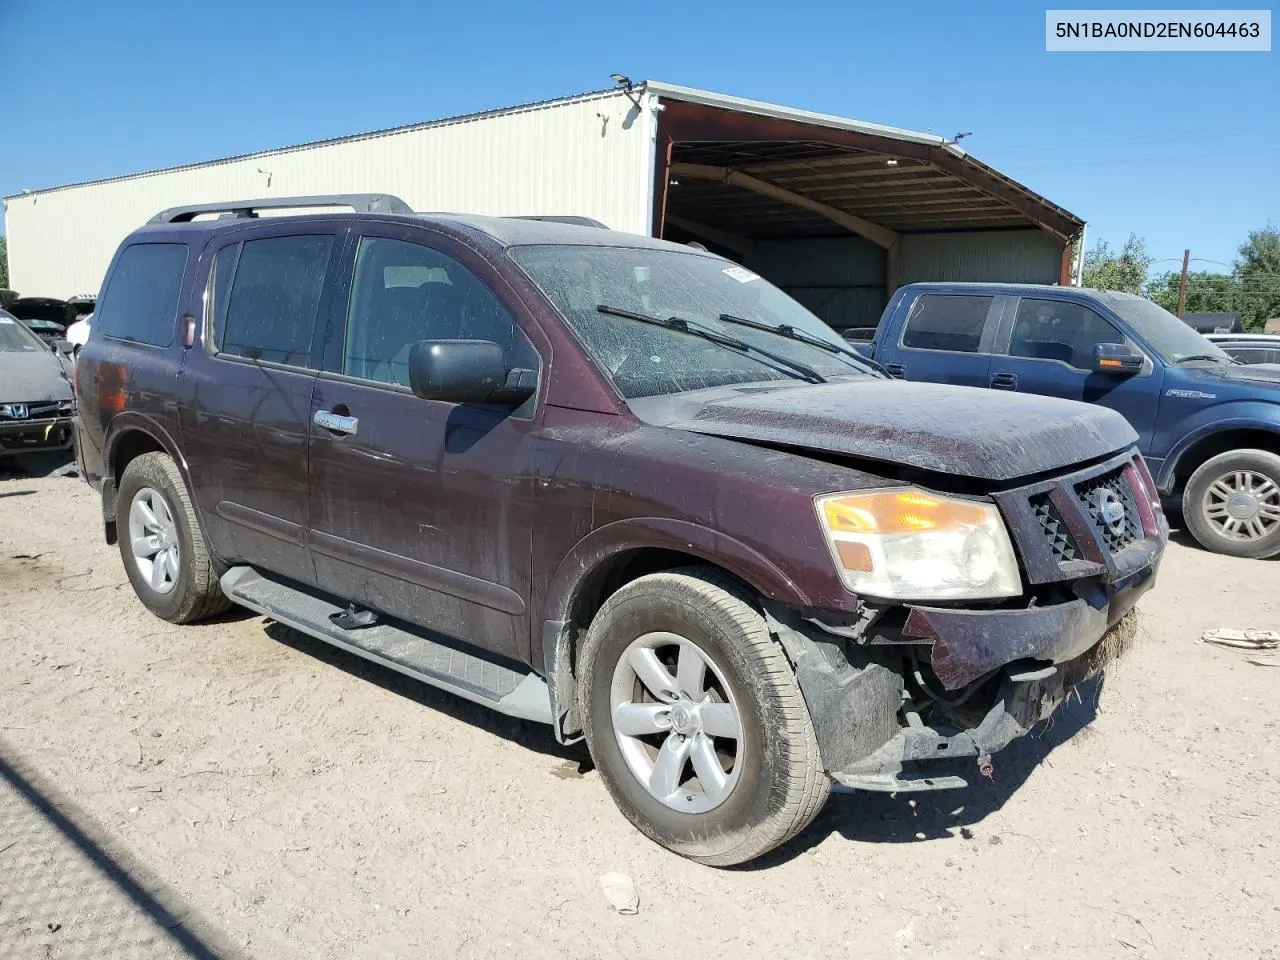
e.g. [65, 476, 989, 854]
[1095, 488, 1127, 536]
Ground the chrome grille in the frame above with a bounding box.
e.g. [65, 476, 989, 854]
[1075, 467, 1141, 553]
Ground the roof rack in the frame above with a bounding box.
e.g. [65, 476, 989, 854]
[148, 194, 413, 224]
[509, 215, 608, 228]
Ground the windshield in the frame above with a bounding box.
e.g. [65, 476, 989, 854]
[1099, 292, 1232, 364]
[509, 244, 870, 398]
[0, 314, 47, 353]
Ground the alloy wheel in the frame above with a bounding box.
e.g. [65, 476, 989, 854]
[127, 486, 181, 594]
[1202, 469, 1280, 542]
[609, 632, 743, 813]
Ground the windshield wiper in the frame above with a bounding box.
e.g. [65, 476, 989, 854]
[1175, 354, 1234, 365]
[595, 305, 825, 383]
[717, 313, 887, 376]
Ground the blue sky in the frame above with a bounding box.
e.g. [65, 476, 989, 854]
[4, 0, 1276, 274]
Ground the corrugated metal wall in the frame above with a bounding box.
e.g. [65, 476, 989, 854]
[896, 229, 1063, 285]
[747, 237, 886, 329]
[3, 90, 652, 298]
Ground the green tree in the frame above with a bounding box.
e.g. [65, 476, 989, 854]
[1234, 226, 1280, 331]
[1147, 270, 1239, 316]
[1082, 233, 1152, 294]
[0, 236, 8, 290]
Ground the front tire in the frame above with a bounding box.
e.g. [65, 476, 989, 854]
[1182, 448, 1280, 559]
[117, 452, 230, 623]
[578, 567, 829, 866]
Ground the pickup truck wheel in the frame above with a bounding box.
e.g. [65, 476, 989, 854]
[1183, 449, 1280, 559]
[578, 567, 829, 866]
[117, 452, 231, 623]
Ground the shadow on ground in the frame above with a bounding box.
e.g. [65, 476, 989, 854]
[0, 743, 234, 958]
[262, 621, 585, 764]
[743, 676, 1106, 868]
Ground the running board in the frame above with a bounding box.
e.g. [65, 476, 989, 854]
[220, 566, 552, 724]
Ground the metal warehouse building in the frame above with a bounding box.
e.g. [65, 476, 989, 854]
[3, 81, 1084, 330]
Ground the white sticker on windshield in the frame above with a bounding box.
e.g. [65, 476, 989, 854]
[722, 266, 760, 284]
[0, 318, 13, 324]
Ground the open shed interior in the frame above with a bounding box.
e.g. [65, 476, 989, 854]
[653, 96, 1083, 334]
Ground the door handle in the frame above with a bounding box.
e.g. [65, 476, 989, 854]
[883, 363, 906, 379]
[314, 409, 359, 435]
[990, 372, 1018, 390]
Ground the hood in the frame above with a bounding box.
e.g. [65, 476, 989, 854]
[656, 379, 1138, 483]
[1186, 362, 1280, 389]
[0, 350, 74, 403]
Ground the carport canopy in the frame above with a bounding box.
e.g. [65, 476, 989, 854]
[646, 83, 1084, 328]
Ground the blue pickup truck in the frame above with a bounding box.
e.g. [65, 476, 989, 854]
[856, 282, 1280, 559]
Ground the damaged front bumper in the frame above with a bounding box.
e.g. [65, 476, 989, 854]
[770, 450, 1166, 793]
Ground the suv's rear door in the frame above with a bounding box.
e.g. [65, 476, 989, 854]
[989, 295, 1163, 452]
[878, 292, 1002, 387]
[180, 221, 345, 586]
[305, 225, 546, 664]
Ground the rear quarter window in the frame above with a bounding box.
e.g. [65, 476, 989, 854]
[95, 243, 189, 347]
[901, 294, 992, 353]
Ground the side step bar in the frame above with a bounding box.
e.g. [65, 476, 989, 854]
[220, 566, 552, 724]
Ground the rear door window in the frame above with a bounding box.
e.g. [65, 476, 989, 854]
[95, 243, 189, 347]
[901, 294, 993, 353]
[216, 235, 334, 367]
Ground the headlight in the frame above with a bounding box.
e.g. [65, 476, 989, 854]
[815, 488, 1021, 601]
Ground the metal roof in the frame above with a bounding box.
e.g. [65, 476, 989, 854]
[3, 82, 1082, 242]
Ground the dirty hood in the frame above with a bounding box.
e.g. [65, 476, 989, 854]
[653, 379, 1138, 483]
[0, 350, 74, 403]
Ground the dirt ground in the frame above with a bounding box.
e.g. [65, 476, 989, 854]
[1, 474, 1277, 960]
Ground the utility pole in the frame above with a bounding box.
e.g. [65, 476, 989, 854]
[1176, 248, 1190, 317]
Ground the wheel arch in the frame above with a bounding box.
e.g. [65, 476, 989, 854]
[101, 415, 194, 544]
[540, 518, 812, 743]
[1160, 420, 1280, 494]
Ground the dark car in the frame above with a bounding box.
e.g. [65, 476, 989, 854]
[8, 296, 75, 347]
[858, 283, 1280, 559]
[75, 194, 1165, 866]
[0, 309, 75, 462]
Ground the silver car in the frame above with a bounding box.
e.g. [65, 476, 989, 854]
[0, 310, 76, 465]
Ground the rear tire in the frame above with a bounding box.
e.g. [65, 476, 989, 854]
[1182, 448, 1280, 559]
[117, 452, 230, 623]
[578, 567, 829, 866]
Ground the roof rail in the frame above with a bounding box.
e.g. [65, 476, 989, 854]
[509, 215, 608, 228]
[148, 194, 413, 224]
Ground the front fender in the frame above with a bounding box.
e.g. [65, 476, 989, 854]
[1157, 405, 1280, 491]
[542, 516, 813, 627]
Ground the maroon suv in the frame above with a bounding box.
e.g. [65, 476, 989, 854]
[75, 194, 1166, 866]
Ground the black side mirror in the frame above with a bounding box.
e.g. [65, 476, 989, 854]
[408, 339, 536, 406]
[52, 338, 74, 356]
[1092, 342, 1144, 376]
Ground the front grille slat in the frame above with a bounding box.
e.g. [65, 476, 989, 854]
[1031, 493, 1081, 563]
[1074, 467, 1141, 554]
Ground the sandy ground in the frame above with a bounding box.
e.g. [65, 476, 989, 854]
[1, 474, 1277, 960]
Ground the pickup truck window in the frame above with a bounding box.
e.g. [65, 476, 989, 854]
[901, 294, 991, 353]
[216, 235, 333, 367]
[510, 244, 863, 399]
[95, 243, 188, 347]
[1009, 298, 1126, 369]
[343, 236, 536, 386]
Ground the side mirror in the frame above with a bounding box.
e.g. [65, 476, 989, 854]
[1092, 342, 1144, 376]
[408, 339, 536, 406]
[53, 339, 74, 356]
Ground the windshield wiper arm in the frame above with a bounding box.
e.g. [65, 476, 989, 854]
[717, 313, 887, 376]
[595, 305, 825, 383]
[1175, 354, 1232, 365]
